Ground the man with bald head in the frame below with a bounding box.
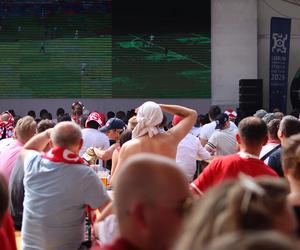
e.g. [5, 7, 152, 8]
[110, 102, 197, 184]
[20, 121, 111, 250]
[102, 153, 191, 250]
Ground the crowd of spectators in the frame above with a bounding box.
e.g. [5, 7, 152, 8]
[1, 101, 300, 250]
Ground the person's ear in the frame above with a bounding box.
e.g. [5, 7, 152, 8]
[79, 138, 83, 150]
[283, 167, 289, 178]
[13, 130, 17, 139]
[130, 203, 150, 238]
[278, 129, 284, 141]
[236, 133, 241, 145]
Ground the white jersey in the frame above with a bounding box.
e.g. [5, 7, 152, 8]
[200, 121, 237, 141]
[206, 127, 238, 156]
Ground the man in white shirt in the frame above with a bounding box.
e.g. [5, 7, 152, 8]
[173, 115, 212, 182]
[80, 112, 109, 156]
[205, 113, 238, 156]
[190, 114, 203, 137]
[200, 106, 237, 146]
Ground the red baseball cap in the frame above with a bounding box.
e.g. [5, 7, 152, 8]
[85, 112, 104, 128]
[98, 112, 106, 125]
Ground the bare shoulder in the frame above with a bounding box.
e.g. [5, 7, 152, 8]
[159, 130, 178, 142]
[122, 138, 142, 148]
[119, 138, 142, 155]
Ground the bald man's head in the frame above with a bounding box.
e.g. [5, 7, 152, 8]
[50, 121, 82, 149]
[114, 153, 190, 250]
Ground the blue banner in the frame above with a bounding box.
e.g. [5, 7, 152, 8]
[269, 17, 291, 113]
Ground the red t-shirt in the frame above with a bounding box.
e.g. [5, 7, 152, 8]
[101, 238, 140, 250]
[0, 211, 17, 250]
[191, 154, 278, 194]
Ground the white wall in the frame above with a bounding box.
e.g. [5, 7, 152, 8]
[211, 0, 258, 108]
[258, 0, 300, 111]
[0, 98, 211, 118]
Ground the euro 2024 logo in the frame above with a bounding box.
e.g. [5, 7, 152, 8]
[272, 33, 287, 54]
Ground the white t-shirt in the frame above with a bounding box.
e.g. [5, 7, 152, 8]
[80, 128, 110, 156]
[190, 126, 201, 137]
[206, 127, 238, 156]
[176, 133, 211, 182]
[200, 121, 237, 141]
[22, 151, 109, 250]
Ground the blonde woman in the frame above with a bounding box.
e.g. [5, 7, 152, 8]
[203, 231, 297, 250]
[174, 176, 297, 250]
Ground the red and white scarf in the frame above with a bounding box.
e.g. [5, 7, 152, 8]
[43, 147, 84, 164]
[0, 111, 14, 139]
